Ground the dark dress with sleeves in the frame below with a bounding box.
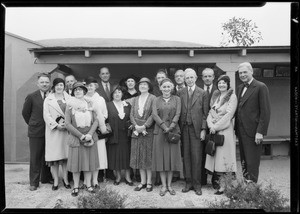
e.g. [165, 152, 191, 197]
[152, 96, 183, 171]
[107, 101, 131, 170]
[129, 94, 156, 170]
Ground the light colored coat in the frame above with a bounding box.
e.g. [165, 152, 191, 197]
[205, 88, 237, 173]
[43, 91, 71, 161]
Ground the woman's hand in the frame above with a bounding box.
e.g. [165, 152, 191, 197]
[209, 127, 216, 134]
[85, 134, 92, 141]
[163, 127, 170, 133]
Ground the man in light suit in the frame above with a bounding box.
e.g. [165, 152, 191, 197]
[177, 68, 209, 195]
[200, 68, 218, 187]
[22, 72, 53, 191]
[235, 62, 271, 183]
[96, 67, 116, 102]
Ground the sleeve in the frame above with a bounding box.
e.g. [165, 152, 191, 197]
[201, 91, 209, 129]
[213, 94, 238, 131]
[257, 84, 271, 135]
[65, 105, 84, 139]
[88, 111, 99, 136]
[130, 97, 138, 126]
[169, 96, 181, 129]
[43, 98, 58, 130]
[144, 96, 154, 128]
[152, 97, 168, 130]
[22, 94, 32, 124]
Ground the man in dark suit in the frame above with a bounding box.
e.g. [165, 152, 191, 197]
[65, 74, 77, 95]
[235, 62, 271, 183]
[174, 69, 186, 94]
[96, 67, 116, 102]
[177, 68, 209, 196]
[95, 67, 116, 181]
[200, 68, 218, 188]
[22, 72, 53, 191]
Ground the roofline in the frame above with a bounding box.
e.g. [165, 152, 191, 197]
[28, 46, 290, 53]
[5, 31, 46, 47]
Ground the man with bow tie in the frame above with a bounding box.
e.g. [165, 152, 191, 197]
[235, 62, 271, 183]
[22, 72, 53, 191]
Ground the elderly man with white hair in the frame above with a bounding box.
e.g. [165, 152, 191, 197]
[235, 62, 271, 183]
[177, 68, 209, 196]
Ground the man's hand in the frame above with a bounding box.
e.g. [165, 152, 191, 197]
[200, 130, 206, 141]
[255, 133, 264, 145]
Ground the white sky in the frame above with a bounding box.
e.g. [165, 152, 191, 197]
[4, 2, 291, 46]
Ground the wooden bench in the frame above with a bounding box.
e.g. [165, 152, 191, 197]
[236, 136, 290, 159]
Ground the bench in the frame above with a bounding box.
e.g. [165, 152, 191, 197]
[236, 136, 290, 159]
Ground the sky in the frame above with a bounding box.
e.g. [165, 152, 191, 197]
[4, 2, 291, 46]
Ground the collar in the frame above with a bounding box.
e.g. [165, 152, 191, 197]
[188, 84, 196, 92]
[246, 78, 254, 86]
[176, 84, 185, 90]
[101, 81, 110, 87]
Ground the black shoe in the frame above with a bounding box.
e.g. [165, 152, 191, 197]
[94, 184, 100, 189]
[71, 188, 79, 197]
[182, 186, 194, 193]
[42, 180, 54, 184]
[52, 185, 58, 191]
[195, 189, 202, 196]
[125, 179, 134, 186]
[62, 180, 71, 189]
[214, 190, 224, 195]
[113, 180, 120, 185]
[80, 184, 87, 190]
[134, 183, 146, 191]
[29, 186, 37, 191]
[146, 183, 153, 192]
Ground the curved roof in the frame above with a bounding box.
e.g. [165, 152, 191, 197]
[37, 38, 211, 48]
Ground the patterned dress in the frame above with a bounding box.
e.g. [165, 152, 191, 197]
[129, 94, 156, 170]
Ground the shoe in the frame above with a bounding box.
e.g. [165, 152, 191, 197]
[214, 190, 224, 195]
[80, 184, 87, 190]
[87, 186, 95, 193]
[41, 180, 54, 184]
[125, 179, 134, 186]
[94, 184, 100, 189]
[62, 180, 71, 189]
[146, 183, 153, 192]
[182, 185, 194, 193]
[167, 186, 176, 195]
[159, 187, 168, 196]
[212, 183, 220, 190]
[71, 188, 79, 197]
[195, 189, 202, 196]
[113, 180, 120, 185]
[52, 185, 58, 191]
[29, 186, 37, 191]
[134, 183, 146, 191]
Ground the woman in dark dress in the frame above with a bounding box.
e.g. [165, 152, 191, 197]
[107, 85, 133, 186]
[152, 78, 182, 196]
[122, 74, 140, 101]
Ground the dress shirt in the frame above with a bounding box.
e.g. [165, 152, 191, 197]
[241, 78, 254, 97]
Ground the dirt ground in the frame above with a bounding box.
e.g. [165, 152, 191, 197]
[4, 156, 290, 209]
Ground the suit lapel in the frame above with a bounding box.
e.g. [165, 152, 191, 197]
[240, 80, 257, 107]
[98, 82, 109, 101]
[35, 90, 44, 107]
[183, 88, 188, 108]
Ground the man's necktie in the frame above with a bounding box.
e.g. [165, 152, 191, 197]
[105, 83, 110, 97]
[244, 82, 250, 88]
[188, 87, 193, 98]
[206, 85, 210, 94]
[44, 92, 47, 100]
[241, 83, 249, 97]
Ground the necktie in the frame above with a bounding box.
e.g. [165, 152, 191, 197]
[241, 83, 249, 97]
[206, 85, 210, 94]
[188, 87, 193, 98]
[44, 92, 47, 100]
[105, 83, 110, 97]
[244, 82, 250, 88]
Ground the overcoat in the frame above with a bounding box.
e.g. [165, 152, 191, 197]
[43, 91, 71, 161]
[205, 88, 237, 173]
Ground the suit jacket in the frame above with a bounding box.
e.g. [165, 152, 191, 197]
[177, 86, 209, 139]
[96, 81, 117, 102]
[22, 90, 46, 138]
[201, 84, 218, 109]
[235, 78, 271, 137]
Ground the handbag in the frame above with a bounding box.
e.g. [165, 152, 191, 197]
[96, 123, 113, 140]
[167, 132, 181, 144]
[205, 139, 215, 156]
[205, 133, 224, 147]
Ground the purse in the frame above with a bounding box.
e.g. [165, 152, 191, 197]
[205, 133, 224, 147]
[96, 123, 113, 140]
[205, 139, 215, 156]
[167, 132, 181, 144]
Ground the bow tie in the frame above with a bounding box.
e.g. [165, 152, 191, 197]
[244, 82, 250, 88]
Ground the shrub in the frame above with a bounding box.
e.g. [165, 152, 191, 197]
[77, 185, 128, 209]
[208, 173, 290, 212]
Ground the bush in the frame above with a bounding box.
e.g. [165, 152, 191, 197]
[208, 173, 290, 212]
[77, 185, 128, 209]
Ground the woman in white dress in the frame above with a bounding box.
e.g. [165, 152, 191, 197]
[84, 76, 109, 188]
[43, 78, 71, 190]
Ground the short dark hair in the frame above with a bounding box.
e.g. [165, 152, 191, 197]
[110, 85, 126, 101]
[37, 72, 50, 80]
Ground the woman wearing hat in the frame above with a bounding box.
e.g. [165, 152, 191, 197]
[43, 78, 71, 190]
[152, 78, 183, 196]
[205, 75, 238, 195]
[106, 85, 133, 186]
[130, 77, 156, 192]
[65, 82, 100, 196]
[84, 76, 109, 189]
[121, 74, 140, 101]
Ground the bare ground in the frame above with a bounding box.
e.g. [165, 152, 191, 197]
[4, 156, 290, 209]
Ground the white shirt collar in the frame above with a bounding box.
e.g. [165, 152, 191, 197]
[102, 81, 110, 89]
[188, 84, 196, 92]
[247, 78, 254, 85]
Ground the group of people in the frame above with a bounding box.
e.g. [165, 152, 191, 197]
[22, 62, 271, 197]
